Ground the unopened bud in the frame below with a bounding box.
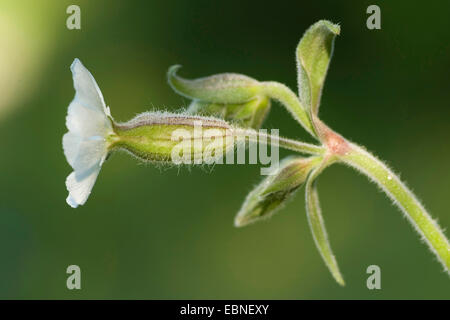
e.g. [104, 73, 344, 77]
[235, 156, 320, 227]
[187, 95, 271, 129]
[168, 65, 263, 104]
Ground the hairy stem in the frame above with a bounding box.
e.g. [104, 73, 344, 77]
[234, 128, 325, 156]
[262, 81, 316, 137]
[340, 143, 450, 273]
[238, 116, 450, 274]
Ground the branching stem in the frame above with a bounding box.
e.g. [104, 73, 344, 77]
[237, 125, 450, 274]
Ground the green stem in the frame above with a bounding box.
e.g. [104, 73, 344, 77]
[238, 114, 450, 274]
[234, 128, 325, 156]
[340, 143, 450, 273]
[262, 81, 317, 137]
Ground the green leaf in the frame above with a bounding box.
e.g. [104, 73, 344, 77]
[305, 167, 345, 286]
[187, 96, 271, 129]
[167, 65, 263, 104]
[235, 157, 320, 227]
[296, 20, 340, 115]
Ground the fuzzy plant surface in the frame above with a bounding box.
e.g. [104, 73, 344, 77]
[63, 20, 450, 285]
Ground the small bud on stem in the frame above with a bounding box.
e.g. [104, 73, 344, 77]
[168, 65, 263, 104]
[235, 156, 322, 227]
[187, 96, 271, 129]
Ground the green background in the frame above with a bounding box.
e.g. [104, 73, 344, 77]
[0, 0, 449, 299]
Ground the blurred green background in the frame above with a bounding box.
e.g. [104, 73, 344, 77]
[0, 0, 449, 299]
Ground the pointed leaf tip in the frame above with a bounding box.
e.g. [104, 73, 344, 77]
[305, 167, 345, 286]
[296, 20, 340, 116]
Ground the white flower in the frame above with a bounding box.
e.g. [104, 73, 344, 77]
[63, 59, 114, 208]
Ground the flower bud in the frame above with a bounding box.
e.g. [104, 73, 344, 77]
[187, 95, 271, 129]
[235, 156, 320, 227]
[167, 65, 263, 104]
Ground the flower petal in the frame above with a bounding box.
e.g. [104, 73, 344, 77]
[73, 138, 107, 173]
[70, 58, 109, 115]
[62, 132, 81, 168]
[63, 133, 107, 172]
[65, 164, 101, 208]
[66, 97, 112, 137]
